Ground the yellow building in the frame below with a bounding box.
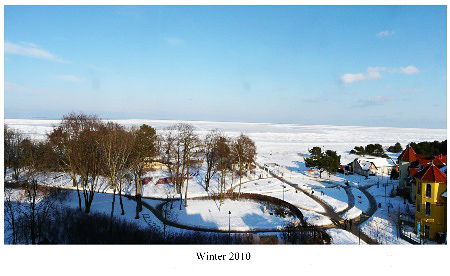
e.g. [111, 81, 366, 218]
[414, 163, 447, 242]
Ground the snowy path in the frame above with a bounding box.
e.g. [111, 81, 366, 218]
[137, 196, 300, 233]
[257, 163, 378, 244]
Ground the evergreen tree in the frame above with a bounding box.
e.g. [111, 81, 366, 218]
[387, 142, 403, 153]
[305, 147, 340, 178]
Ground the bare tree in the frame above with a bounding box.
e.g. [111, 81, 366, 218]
[4, 125, 25, 181]
[215, 135, 231, 207]
[48, 113, 102, 212]
[130, 124, 157, 219]
[99, 122, 134, 221]
[19, 138, 47, 244]
[179, 124, 200, 207]
[78, 123, 104, 214]
[203, 130, 220, 192]
[4, 187, 18, 244]
[231, 134, 256, 200]
[161, 123, 199, 208]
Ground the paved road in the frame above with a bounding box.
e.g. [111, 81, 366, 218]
[339, 185, 355, 215]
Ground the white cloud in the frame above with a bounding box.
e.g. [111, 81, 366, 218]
[163, 36, 185, 46]
[340, 67, 384, 83]
[399, 65, 419, 74]
[377, 30, 395, 37]
[341, 65, 420, 84]
[55, 75, 82, 82]
[5, 41, 68, 63]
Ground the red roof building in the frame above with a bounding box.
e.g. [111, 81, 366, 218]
[414, 163, 447, 183]
[398, 145, 418, 162]
[398, 144, 447, 203]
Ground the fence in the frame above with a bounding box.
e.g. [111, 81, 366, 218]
[400, 229, 421, 244]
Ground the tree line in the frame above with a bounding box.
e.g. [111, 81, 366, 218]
[4, 112, 256, 243]
[350, 143, 388, 158]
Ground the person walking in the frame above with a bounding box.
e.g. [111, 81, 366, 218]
[349, 219, 353, 230]
[343, 219, 347, 230]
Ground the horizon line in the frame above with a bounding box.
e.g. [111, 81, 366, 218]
[3, 116, 447, 131]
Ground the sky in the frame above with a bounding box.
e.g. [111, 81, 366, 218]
[3, 5, 447, 128]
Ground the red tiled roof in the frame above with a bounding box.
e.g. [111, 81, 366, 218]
[399, 146, 418, 162]
[414, 163, 447, 183]
[416, 154, 432, 160]
[433, 157, 446, 168]
[434, 154, 447, 165]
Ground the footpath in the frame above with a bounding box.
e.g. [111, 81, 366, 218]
[256, 163, 378, 244]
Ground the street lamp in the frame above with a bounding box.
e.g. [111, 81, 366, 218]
[228, 211, 231, 244]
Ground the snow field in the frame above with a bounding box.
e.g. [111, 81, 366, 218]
[6, 118, 446, 244]
[170, 199, 293, 231]
[235, 178, 325, 212]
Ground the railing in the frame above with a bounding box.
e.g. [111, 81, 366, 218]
[400, 229, 421, 244]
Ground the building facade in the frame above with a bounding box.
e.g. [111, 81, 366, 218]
[397, 145, 446, 203]
[414, 163, 447, 242]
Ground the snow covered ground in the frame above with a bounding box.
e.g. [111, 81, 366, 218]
[170, 199, 293, 231]
[234, 178, 325, 212]
[358, 182, 411, 245]
[326, 228, 367, 245]
[4, 118, 446, 244]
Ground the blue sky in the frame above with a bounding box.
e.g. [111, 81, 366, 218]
[4, 5, 447, 128]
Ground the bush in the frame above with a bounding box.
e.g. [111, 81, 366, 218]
[282, 220, 331, 244]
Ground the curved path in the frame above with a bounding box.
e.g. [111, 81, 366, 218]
[256, 163, 378, 244]
[132, 195, 300, 234]
[338, 185, 355, 215]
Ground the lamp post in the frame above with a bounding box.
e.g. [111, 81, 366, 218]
[282, 185, 286, 201]
[228, 211, 231, 244]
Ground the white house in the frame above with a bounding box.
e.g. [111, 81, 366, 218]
[350, 157, 396, 176]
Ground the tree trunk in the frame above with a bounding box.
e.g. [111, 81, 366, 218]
[135, 194, 140, 219]
[238, 173, 242, 200]
[231, 164, 234, 190]
[184, 167, 189, 207]
[30, 181, 37, 244]
[110, 188, 116, 221]
[109, 187, 116, 232]
[75, 178, 82, 212]
[119, 181, 125, 215]
[6, 197, 16, 244]
[135, 175, 141, 219]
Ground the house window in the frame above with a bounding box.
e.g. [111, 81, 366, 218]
[417, 182, 421, 195]
[424, 225, 430, 239]
[417, 198, 421, 213]
[426, 184, 431, 198]
[425, 202, 431, 216]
